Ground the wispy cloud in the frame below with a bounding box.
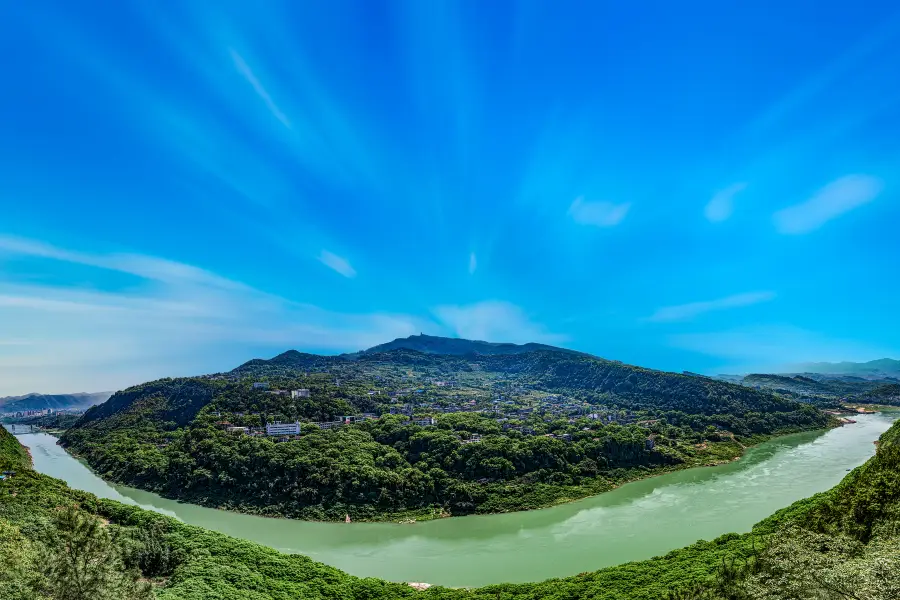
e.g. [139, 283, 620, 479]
[668, 325, 895, 373]
[229, 48, 292, 129]
[773, 175, 883, 234]
[432, 300, 567, 344]
[704, 182, 747, 223]
[0, 237, 420, 395]
[646, 291, 776, 323]
[0, 235, 246, 291]
[317, 250, 357, 278]
[468, 252, 477, 275]
[568, 197, 631, 227]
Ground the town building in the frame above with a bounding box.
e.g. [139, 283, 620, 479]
[226, 426, 249, 435]
[291, 389, 311, 398]
[252, 382, 269, 390]
[412, 416, 435, 427]
[265, 422, 301, 436]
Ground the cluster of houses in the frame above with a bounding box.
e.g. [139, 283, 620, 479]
[251, 384, 312, 399]
[1, 408, 56, 419]
[231, 380, 654, 448]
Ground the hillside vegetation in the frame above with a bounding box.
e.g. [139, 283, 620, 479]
[4, 413, 900, 599]
[856, 384, 900, 406]
[61, 339, 833, 521]
[0, 427, 30, 471]
[357, 333, 583, 357]
[742, 373, 892, 400]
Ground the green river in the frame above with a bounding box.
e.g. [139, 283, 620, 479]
[14, 411, 898, 588]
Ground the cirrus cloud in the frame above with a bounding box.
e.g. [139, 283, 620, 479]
[317, 250, 357, 278]
[646, 291, 776, 323]
[704, 182, 747, 223]
[668, 325, 895, 374]
[0, 236, 421, 395]
[568, 197, 631, 227]
[773, 174, 883, 234]
[432, 300, 567, 345]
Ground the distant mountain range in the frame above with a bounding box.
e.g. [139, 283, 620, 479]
[740, 373, 890, 399]
[792, 358, 900, 380]
[0, 391, 113, 413]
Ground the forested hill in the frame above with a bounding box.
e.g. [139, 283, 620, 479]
[61, 340, 834, 521]
[235, 344, 820, 418]
[857, 383, 900, 405]
[356, 333, 584, 357]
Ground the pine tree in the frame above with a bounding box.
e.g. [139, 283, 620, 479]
[38, 506, 152, 600]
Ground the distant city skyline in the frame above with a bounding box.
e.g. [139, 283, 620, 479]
[1, 0, 899, 394]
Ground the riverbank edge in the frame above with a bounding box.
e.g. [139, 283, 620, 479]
[10, 417, 895, 598]
[51, 420, 841, 524]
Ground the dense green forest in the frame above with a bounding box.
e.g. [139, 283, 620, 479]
[856, 383, 900, 405]
[357, 333, 579, 356]
[61, 342, 834, 520]
[6, 415, 900, 599]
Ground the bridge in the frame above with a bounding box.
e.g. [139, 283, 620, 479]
[3, 424, 37, 435]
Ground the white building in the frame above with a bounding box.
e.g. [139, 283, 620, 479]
[265, 422, 301, 436]
[252, 382, 269, 390]
[291, 389, 311, 398]
[226, 426, 249, 435]
[412, 416, 435, 427]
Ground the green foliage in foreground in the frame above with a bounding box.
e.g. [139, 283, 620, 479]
[668, 417, 900, 600]
[3, 419, 900, 599]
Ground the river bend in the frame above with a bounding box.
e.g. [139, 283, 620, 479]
[14, 411, 897, 587]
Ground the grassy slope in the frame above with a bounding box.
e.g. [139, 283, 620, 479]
[5, 421, 900, 598]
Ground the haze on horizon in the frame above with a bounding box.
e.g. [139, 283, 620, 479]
[1, 0, 899, 396]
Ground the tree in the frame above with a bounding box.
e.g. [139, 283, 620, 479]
[0, 519, 45, 600]
[742, 528, 900, 600]
[38, 506, 152, 600]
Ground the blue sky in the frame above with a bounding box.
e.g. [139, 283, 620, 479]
[1, 0, 899, 394]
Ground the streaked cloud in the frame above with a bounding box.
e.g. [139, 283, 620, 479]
[668, 325, 895, 373]
[230, 49, 291, 129]
[468, 252, 477, 274]
[0, 237, 421, 394]
[704, 182, 747, 223]
[647, 291, 776, 323]
[0, 235, 245, 291]
[433, 300, 567, 344]
[317, 250, 357, 278]
[568, 197, 631, 227]
[773, 175, 883, 234]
